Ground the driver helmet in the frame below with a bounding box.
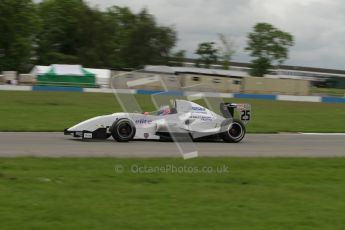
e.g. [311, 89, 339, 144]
[157, 105, 170, 116]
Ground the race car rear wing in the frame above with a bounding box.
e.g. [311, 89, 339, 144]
[220, 103, 251, 124]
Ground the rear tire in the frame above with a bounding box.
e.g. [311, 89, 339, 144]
[110, 118, 136, 142]
[220, 119, 246, 143]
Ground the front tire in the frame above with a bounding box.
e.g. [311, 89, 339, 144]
[110, 118, 136, 142]
[220, 119, 246, 143]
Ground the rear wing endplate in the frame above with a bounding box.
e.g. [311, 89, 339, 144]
[220, 103, 251, 124]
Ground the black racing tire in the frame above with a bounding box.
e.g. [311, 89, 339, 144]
[110, 118, 136, 142]
[220, 119, 246, 143]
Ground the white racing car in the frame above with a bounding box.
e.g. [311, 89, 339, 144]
[64, 99, 251, 143]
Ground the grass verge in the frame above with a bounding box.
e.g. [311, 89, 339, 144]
[0, 157, 345, 230]
[0, 91, 345, 132]
[311, 87, 345, 97]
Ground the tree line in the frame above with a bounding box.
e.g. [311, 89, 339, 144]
[0, 0, 179, 72]
[195, 23, 294, 76]
[0, 0, 294, 77]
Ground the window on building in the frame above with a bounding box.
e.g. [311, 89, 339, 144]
[192, 76, 200, 81]
[233, 80, 241, 85]
[213, 78, 221, 83]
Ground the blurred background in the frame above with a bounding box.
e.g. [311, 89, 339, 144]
[0, 0, 344, 97]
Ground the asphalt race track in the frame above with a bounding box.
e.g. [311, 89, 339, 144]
[0, 132, 344, 157]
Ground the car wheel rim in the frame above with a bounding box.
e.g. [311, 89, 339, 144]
[228, 123, 243, 139]
[117, 122, 133, 139]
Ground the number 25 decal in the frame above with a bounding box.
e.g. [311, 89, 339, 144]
[240, 110, 251, 121]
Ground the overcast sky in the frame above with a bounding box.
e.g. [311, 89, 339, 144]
[87, 0, 345, 70]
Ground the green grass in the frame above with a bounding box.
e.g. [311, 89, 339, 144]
[0, 157, 345, 230]
[0, 91, 345, 132]
[311, 87, 345, 97]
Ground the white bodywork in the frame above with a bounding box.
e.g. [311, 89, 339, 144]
[66, 100, 249, 140]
